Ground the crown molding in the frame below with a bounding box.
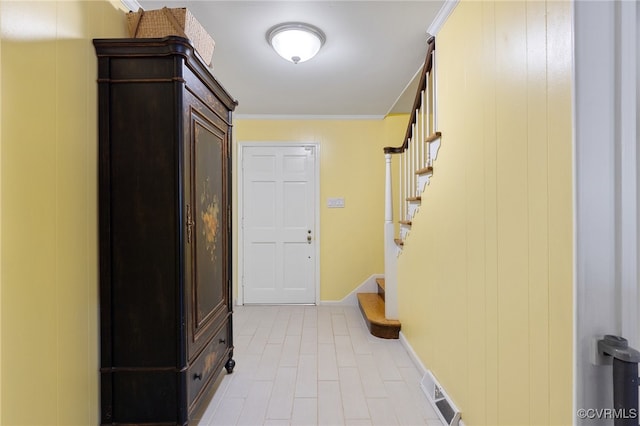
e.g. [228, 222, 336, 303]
[427, 0, 459, 36]
[121, 0, 142, 12]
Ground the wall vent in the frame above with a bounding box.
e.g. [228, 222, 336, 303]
[421, 370, 462, 426]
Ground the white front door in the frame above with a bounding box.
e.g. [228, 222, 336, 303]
[241, 144, 318, 304]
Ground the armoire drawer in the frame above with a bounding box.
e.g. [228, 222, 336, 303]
[187, 322, 229, 408]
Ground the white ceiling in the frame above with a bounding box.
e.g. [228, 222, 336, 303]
[134, 1, 446, 117]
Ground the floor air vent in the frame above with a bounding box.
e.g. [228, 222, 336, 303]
[420, 370, 462, 426]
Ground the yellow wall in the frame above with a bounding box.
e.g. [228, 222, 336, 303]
[397, 1, 573, 425]
[234, 116, 406, 301]
[0, 6, 3, 418]
[0, 0, 574, 423]
[0, 1, 127, 423]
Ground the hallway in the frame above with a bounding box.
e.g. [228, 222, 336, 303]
[195, 305, 441, 425]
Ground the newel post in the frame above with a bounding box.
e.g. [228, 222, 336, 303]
[385, 153, 393, 224]
[384, 153, 398, 320]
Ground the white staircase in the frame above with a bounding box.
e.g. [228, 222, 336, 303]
[382, 35, 441, 323]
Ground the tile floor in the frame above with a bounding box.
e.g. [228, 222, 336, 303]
[195, 304, 442, 426]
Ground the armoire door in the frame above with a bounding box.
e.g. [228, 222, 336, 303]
[184, 92, 230, 357]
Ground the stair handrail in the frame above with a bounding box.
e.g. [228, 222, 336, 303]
[382, 35, 437, 321]
[384, 35, 436, 155]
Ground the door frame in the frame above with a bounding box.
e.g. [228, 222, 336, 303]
[573, 0, 639, 419]
[237, 141, 321, 305]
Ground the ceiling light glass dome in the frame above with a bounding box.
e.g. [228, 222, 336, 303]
[267, 22, 326, 64]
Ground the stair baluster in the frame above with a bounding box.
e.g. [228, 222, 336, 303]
[359, 35, 440, 338]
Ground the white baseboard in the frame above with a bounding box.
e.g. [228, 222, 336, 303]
[399, 331, 428, 377]
[399, 331, 464, 426]
[319, 274, 383, 306]
[235, 274, 383, 307]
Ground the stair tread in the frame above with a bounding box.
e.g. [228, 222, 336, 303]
[416, 166, 433, 176]
[394, 238, 404, 247]
[425, 131, 442, 143]
[406, 196, 422, 202]
[399, 220, 412, 226]
[375, 277, 385, 290]
[357, 293, 401, 327]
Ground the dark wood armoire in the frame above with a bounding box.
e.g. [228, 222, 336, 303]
[94, 37, 237, 425]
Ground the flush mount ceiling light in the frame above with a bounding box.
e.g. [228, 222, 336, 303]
[266, 22, 326, 64]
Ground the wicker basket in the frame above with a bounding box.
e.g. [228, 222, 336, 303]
[126, 7, 215, 66]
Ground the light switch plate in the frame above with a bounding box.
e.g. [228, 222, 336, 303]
[327, 197, 345, 208]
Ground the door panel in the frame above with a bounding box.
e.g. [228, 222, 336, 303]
[193, 121, 225, 325]
[184, 98, 229, 357]
[242, 145, 317, 304]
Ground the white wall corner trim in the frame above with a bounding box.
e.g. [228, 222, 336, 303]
[121, 0, 142, 12]
[427, 0, 459, 36]
[319, 274, 383, 306]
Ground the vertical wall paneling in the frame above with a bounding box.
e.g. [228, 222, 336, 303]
[0, 7, 3, 418]
[0, 1, 128, 423]
[480, 2, 499, 424]
[397, 1, 573, 424]
[463, 2, 487, 423]
[494, 2, 530, 422]
[3, 14, 59, 421]
[56, 3, 89, 422]
[546, 1, 574, 422]
[525, 1, 550, 425]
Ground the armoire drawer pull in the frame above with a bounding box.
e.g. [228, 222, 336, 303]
[219, 338, 226, 344]
[193, 373, 202, 381]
